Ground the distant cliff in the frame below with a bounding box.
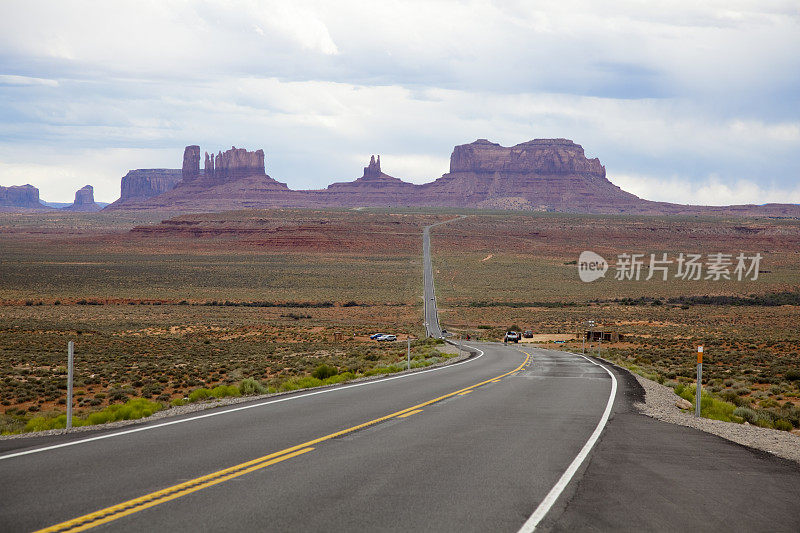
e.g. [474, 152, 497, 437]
[418, 138, 642, 212]
[63, 185, 102, 212]
[105, 169, 182, 209]
[104, 140, 800, 217]
[106, 146, 293, 211]
[0, 184, 46, 210]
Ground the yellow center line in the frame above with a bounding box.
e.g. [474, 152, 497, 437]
[37, 350, 531, 533]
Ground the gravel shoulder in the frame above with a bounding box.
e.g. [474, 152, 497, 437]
[630, 369, 800, 464]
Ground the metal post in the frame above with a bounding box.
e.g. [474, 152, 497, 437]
[407, 336, 411, 370]
[696, 346, 703, 417]
[67, 341, 74, 429]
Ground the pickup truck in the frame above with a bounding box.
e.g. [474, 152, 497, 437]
[504, 331, 520, 343]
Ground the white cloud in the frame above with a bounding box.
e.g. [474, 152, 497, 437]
[0, 75, 59, 87]
[611, 173, 800, 206]
[359, 153, 451, 184]
[0, 148, 177, 203]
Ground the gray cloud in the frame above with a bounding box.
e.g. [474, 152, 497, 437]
[0, 0, 798, 203]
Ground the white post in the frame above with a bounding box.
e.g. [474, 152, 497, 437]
[407, 336, 411, 370]
[696, 346, 703, 417]
[67, 341, 74, 430]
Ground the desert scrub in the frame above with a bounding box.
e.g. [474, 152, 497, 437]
[187, 385, 240, 403]
[239, 378, 268, 395]
[21, 398, 163, 432]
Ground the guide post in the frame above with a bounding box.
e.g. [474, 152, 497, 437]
[67, 341, 74, 429]
[696, 345, 703, 418]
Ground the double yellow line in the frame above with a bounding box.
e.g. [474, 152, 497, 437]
[37, 351, 531, 532]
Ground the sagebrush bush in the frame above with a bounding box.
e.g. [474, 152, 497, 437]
[188, 388, 212, 402]
[312, 364, 338, 380]
[23, 398, 162, 432]
[211, 385, 240, 399]
[239, 378, 268, 395]
[774, 419, 793, 431]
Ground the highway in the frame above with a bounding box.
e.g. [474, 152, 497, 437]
[2, 218, 800, 532]
[422, 222, 442, 337]
[3, 346, 618, 532]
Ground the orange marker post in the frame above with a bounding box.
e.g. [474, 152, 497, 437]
[695, 346, 703, 417]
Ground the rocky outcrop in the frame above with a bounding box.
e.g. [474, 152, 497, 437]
[449, 138, 605, 176]
[111, 145, 292, 211]
[63, 185, 102, 212]
[121, 169, 182, 200]
[202, 146, 267, 185]
[0, 184, 46, 210]
[417, 138, 643, 212]
[315, 155, 418, 207]
[179, 145, 267, 188]
[105, 140, 800, 217]
[182, 145, 201, 183]
[104, 169, 182, 209]
[363, 155, 382, 179]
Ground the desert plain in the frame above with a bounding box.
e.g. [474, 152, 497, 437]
[1, 208, 799, 434]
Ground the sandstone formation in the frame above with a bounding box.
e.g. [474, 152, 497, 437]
[0, 184, 46, 210]
[203, 147, 266, 185]
[418, 138, 644, 212]
[318, 155, 418, 207]
[181, 145, 201, 183]
[107, 146, 293, 211]
[122, 169, 182, 200]
[103, 140, 800, 218]
[63, 185, 102, 212]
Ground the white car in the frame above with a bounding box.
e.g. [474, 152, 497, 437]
[376, 334, 397, 341]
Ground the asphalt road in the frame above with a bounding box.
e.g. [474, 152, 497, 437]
[422, 223, 442, 338]
[3, 347, 799, 532]
[2, 345, 617, 532]
[423, 217, 462, 338]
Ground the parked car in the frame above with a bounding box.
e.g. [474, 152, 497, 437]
[377, 334, 397, 341]
[523, 330, 533, 338]
[504, 331, 520, 343]
[370, 333, 387, 340]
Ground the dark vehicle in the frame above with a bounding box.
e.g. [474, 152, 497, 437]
[504, 331, 520, 343]
[523, 330, 533, 338]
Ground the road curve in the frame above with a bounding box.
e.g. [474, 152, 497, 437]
[1, 345, 619, 532]
[3, 216, 799, 532]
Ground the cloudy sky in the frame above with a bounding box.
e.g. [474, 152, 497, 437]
[1, 0, 798, 204]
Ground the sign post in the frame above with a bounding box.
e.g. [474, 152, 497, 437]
[695, 345, 703, 418]
[67, 341, 74, 430]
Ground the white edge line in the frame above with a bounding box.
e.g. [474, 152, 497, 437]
[517, 351, 618, 532]
[0, 346, 484, 461]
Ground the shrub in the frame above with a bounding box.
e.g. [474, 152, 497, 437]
[733, 406, 772, 427]
[23, 399, 162, 432]
[188, 388, 212, 402]
[210, 385, 240, 399]
[280, 376, 323, 391]
[239, 378, 268, 396]
[774, 419, 793, 431]
[786, 370, 800, 381]
[312, 364, 338, 380]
